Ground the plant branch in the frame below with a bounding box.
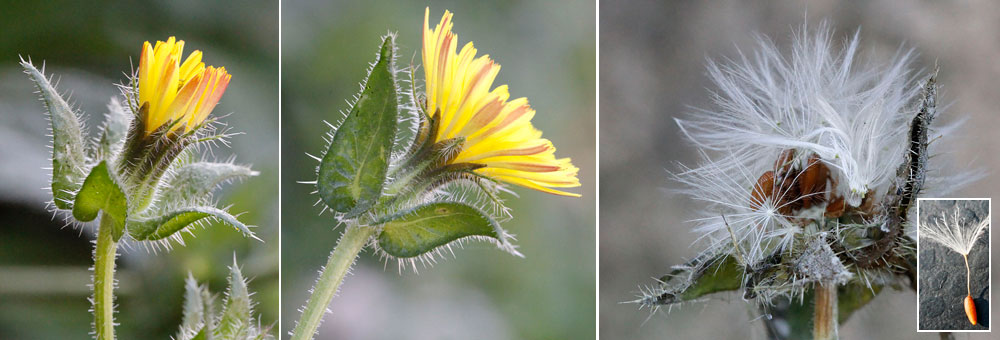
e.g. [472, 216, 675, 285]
[291, 224, 375, 340]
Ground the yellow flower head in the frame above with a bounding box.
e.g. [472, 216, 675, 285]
[422, 9, 581, 197]
[137, 37, 231, 135]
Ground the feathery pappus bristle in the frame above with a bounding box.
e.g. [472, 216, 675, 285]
[919, 204, 989, 255]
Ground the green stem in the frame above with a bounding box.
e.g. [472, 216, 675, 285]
[291, 225, 375, 340]
[813, 283, 838, 340]
[94, 216, 119, 340]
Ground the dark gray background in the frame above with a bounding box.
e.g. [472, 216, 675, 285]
[918, 199, 990, 331]
[600, 0, 1000, 339]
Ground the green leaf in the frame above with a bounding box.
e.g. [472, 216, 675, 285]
[190, 328, 208, 340]
[127, 207, 256, 241]
[72, 161, 127, 241]
[159, 162, 257, 207]
[22, 60, 89, 209]
[638, 252, 745, 308]
[216, 260, 252, 339]
[178, 273, 210, 340]
[175, 262, 272, 340]
[200, 284, 218, 340]
[669, 254, 743, 301]
[318, 35, 399, 218]
[181, 274, 207, 330]
[95, 98, 131, 161]
[376, 202, 517, 258]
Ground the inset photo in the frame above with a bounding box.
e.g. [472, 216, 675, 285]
[918, 198, 991, 332]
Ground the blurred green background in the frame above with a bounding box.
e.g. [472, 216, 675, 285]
[282, 1, 595, 339]
[601, 0, 999, 339]
[0, 0, 278, 338]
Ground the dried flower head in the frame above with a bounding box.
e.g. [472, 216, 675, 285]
[673, 23, 925, 265]
[636, 23, 978, 336]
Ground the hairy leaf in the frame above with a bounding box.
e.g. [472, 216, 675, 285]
[159, 162, 257, 207]
[22, 60, 89, 209]
[318, 36, 399, 218]
[178, 273, 211, 340]
[217, 260, 252, 339]
[127, 206, 255, 241]
[176, 262, 272, 340]
[96, 98, 131, 161]
[190, 329, 208, 340]
[654, 254, 743, 304]
[72, 161, 127, 241]
[376, 202, 514, 258]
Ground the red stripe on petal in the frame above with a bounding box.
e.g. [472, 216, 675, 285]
[487, 144, 551, 158]
[482, 104, 530, 136]
[463, 60, 493, 100]
[495, 162, 561, 172]
[463, 99, 503, 134]
[506, 144, 551, 156]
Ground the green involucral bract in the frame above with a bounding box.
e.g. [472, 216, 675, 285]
[318, 36, 399, 218]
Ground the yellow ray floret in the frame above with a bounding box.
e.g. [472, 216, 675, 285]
[138, 37, 231, 135]
[423, 8, 580, 196]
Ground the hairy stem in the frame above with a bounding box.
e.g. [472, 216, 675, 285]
[291, 225, 375, 340]
[813, 283, 838, 340]
[93, 216, 119, 340]
[963, 253, 971, 296]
